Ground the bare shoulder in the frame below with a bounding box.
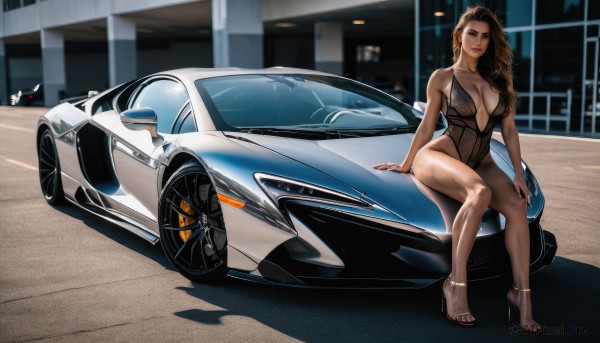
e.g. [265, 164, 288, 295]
[427, 68, 453, 91]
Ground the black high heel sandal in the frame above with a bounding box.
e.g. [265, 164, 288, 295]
[507, 286, 541, 333]
[441, 276, 476, 326]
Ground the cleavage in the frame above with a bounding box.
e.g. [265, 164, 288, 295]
[452, 75, 499, 132]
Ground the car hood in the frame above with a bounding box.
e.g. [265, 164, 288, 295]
[228, 132, 512, 236]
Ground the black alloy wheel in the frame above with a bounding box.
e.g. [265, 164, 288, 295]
[38, 129, 64, 205]
[159, 161, 228, 282]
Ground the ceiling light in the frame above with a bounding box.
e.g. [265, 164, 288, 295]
[352, 20, 366, 25]
[274, 22, 296, 28]
[434, 11, 445, 17]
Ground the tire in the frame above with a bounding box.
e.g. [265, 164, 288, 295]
[158, 161, 228, 282]
[38, 129, 64, 205]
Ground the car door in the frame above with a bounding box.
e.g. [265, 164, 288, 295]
[91, 77, 194, 228]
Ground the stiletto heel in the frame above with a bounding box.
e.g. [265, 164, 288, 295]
[441, 276, 476, 326]
[441, 291, 446, 314]
[507, 286, 540, 333]
[507, 300, 517, 323]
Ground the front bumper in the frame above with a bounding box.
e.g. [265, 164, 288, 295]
[531, 228, 557, 273]
[231, 202, 558, 289]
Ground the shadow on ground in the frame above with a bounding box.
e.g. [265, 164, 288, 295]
[53, 204, 171, 270]
[173, 258, 599, 342]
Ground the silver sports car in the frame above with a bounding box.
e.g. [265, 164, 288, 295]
[37, 67, 556, 288]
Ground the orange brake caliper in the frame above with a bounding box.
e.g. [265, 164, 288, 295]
[178, 200, 196, 242]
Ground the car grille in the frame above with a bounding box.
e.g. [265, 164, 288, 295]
[468, 234, 509, 269]
[263, 202, 545, 284]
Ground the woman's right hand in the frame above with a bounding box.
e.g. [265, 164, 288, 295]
[372, 162, 411, 173]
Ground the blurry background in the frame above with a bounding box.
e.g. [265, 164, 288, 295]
[0, 0, 598, 135]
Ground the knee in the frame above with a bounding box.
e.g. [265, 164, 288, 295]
[504, 194, 527, 217]
[467, 183, 491, 210]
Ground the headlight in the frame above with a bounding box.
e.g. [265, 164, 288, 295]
[525, 173, 539, 198]
[521, 161, 539, 198]
[254, 173, 369, 209]
[521, 161, 544, 220]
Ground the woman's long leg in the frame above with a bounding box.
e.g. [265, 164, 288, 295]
[476, 156, 539, 331]
[413, 148, 491, 324]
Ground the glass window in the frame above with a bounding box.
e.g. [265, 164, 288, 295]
[418, 26, 452, 100]
[508, 31, 532, 92]
[534, 27, 583, 92]
[172, 102, 197, 134]
[177, 112, 197, 134]
[130, 79, 189, 133]
[4, 0, 20, 10]
[504, 0, 532, 27]
[589, 1, 600, 20]
[418, 0, 456, 28]
[536, 0, 584, 24]
[196, 74, 421, 131]
[3, 0, 36, 11]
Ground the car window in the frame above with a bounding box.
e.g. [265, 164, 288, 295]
[172, 102, 197, 134]
[176, 112, 197, 134]
[129, 79, 189, 133]
[196, 74, 421, 131]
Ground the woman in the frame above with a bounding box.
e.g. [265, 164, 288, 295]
[373, 6, 540, 332]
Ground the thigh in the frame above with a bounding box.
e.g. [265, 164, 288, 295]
[413, 148, 486, 203]
[475, 154, 525, 215]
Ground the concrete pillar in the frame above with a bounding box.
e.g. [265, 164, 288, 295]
[41, 29, 66, 107]
[0, 39, 8, 105]
[0, 13, 7, 105]
[108, 15, 137, 87]
[315, 22, 343, 75]
[212, 0, 263, 68]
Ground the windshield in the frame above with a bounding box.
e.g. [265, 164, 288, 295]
[195, 74, 421, 133]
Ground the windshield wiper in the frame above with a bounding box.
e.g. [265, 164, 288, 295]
[238, 127, 362, 139]
[326, 126, 418, 137]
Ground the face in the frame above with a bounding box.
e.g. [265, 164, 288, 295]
[459, 20, 490, 59]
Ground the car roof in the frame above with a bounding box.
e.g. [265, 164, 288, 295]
[159, 67, 337, 82]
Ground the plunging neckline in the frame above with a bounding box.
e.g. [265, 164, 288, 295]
[450, 73, 502, 133]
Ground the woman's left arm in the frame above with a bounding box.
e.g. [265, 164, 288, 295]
[501, 112, 530, 203]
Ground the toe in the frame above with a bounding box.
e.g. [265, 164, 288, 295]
[457, 314, 474, 324]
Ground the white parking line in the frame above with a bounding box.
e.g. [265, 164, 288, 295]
[5, 159, 38, 172]
[520, 133, 600, 143]
[0, 123, 35, 133]
[492, 131, 600, 143]
[0, 112, 21, 118]
[581, 165, 600, 170]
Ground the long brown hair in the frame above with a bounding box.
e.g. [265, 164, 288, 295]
[452, 5, 516, 114]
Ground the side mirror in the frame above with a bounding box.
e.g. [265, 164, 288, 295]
[412, 101, 426, 119]
[88, 90, 99, 98]
[120, 107, 162, 144]
[412, 101, 447, 130]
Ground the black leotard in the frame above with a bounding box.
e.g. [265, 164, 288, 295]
[442, 71, 508, 169]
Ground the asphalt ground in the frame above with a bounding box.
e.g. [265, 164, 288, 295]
[0, 106, 598, 342]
